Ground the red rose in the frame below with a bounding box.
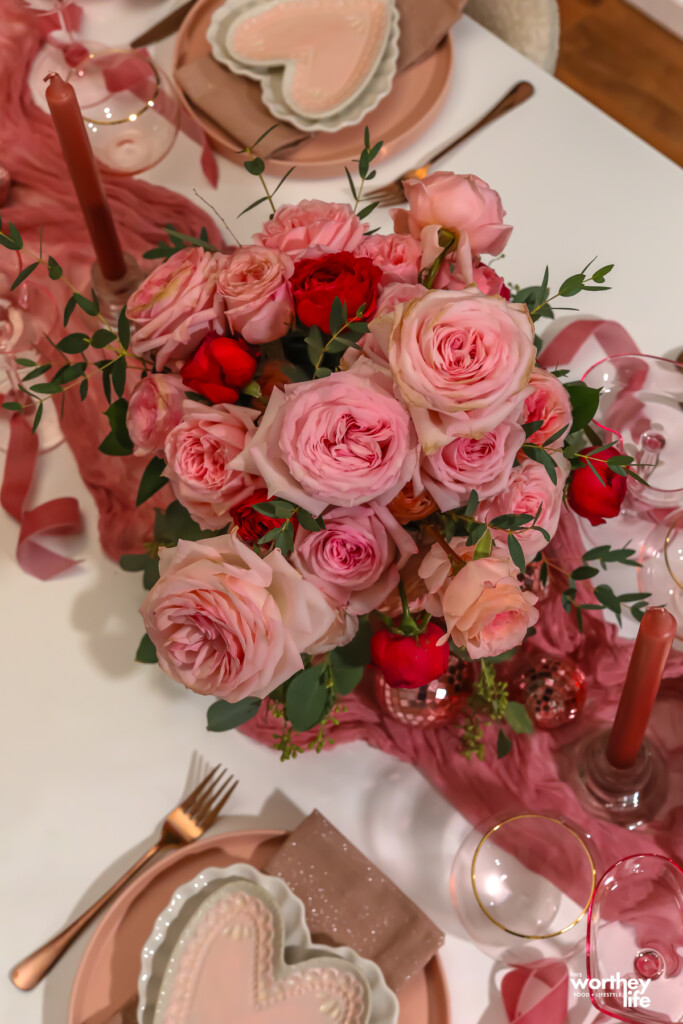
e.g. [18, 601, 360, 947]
[291, 252, 382, 332]
[181, 334, 258, 404]
[230, 489, 287, 544]
[370, 621, 449, 689]
[567, 445, 627, 525]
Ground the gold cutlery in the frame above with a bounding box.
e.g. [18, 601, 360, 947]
[11, 764, 238, 990]
[366, 81, 535, 207]
[131, 0, 197, 48]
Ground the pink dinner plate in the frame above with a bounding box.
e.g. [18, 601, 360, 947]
[173, 0, 453, 176]
[68, 828, 451, 1024]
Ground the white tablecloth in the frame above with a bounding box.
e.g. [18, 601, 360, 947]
[2, 4, 682, 1023]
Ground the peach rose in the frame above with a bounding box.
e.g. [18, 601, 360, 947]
[388, 289, 535, 452]
[163, 401, 259, 529]
[140, 534, 335, 701]
[129, 247, 224, 370]
[217, 245, 294, 345]
[126, 373, 185, 457]
[355, 233, 422, 285]
[522, 366, 573, 448]
[421, 549, 539, 658]
[254, 200, 364, 258]
[392, 172, 512, 257]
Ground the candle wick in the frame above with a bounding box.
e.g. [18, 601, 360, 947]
[44, 72, 60, 83]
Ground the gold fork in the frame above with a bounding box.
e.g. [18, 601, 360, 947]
[366, 81, 535, 207]
[10, 764, 238, 991]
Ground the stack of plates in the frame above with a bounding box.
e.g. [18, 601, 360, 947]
[207, 0, 401, 133]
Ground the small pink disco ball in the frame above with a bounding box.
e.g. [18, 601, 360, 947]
[510, 657, 586, 730]
[372, 657, 474, 729]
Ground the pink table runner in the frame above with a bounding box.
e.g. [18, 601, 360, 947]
[1, 0, 681, 881]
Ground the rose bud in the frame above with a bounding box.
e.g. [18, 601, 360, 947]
[567, 445, 627, 526]
[370, 621, 449, 689]
[230, 488, 289, 545]
[181, 334, 258, 405]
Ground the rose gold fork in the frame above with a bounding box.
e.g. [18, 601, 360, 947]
[10, 764, 238, 991]
[366, 81, 535, 207]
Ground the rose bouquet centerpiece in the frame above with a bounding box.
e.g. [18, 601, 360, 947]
[1, 134, 647, 759]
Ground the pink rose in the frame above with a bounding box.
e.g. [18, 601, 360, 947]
[375, 281, 428, 316]
[232, 362, 419, 515]
[254, 200, 364, 258]
[421, 418, 526, 511]
[129, 247, 225, 370]
[435, 259, 510, 300]
[354, 233, 422, 285]
[392, 172, 512, 257]
[388, 289, 535, 452]
[126, 373, 186, 457]
[479, 456, 569, 561]
[307, 607, 359, 656]
[164, 401, 259, 529]
[217, 245, 294, 345]
[522, 366, 573, 447]
[292, 503, 417, 614]
[140, 534, 335, 701]
[420, 549, 539, 658]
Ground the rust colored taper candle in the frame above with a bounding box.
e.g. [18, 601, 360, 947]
[45, 72, 127, 283]
[573, 607, 676, 827]
[606, 607, 677, 768]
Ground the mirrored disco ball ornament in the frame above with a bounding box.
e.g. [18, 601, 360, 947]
[510, 657, 586, 730]
[372, 656, 474, 728]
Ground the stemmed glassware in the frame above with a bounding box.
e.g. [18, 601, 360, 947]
[587, 854, 683, 1023]
[450, 812, 597, 966]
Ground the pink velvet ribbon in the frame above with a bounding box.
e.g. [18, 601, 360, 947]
[502, 961, 569, 1024]
[0, 409, 82, 579]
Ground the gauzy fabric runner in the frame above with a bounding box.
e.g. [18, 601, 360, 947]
[1, 0, 681, 888]
[0, 0, 220, 560]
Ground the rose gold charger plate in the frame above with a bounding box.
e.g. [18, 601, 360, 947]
[68, 828, 451, 1024]
[173, 0, 453, 176]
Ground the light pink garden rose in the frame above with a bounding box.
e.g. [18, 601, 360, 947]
[232, 362, 419, 515]
[375, 281, 428, 316]
[126, 373, 186, 457]
[292, 503, 417, 615]
[164, 401, 259, 530]
[479, 456, 569, 561]
[355, 233, 422, 285]
[217, 245, 294, 345]
[388, 289, 536, 452]
[434, 258, 510, 299]
[392, 172, 512, 257]
[419, 548, 539, 658]
[421, 418, 526, 511]
[307, 607, 359, 656]
[129, 247, 224, 370]
[522, 366, 573, 447]
[254, 200, 364, 258]
[140, 534, 335, 701]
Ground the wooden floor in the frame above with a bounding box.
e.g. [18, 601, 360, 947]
[555, 0, 683, 165]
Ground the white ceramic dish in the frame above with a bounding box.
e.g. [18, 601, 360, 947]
[206, 0, 400, 133]
[137, 862, 399, 1024]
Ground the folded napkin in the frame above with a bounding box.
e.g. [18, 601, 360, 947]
[265, 809, 444, 992]
[175, 0, 467, 156]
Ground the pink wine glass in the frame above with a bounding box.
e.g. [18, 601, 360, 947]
[586, 854, 683, 1022]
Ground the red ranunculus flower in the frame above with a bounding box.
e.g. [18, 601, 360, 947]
[290, 251, 382, 332]
[567, 445, 627, 525]
[181, 334, 258, 404]
[230, 489, 287, 544]
[370, 621, 449, 689]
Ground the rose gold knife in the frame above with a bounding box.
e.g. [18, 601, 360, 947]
[131, 0, 196, 47]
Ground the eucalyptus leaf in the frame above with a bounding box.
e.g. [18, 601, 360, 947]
[206, 697, 261, 731]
